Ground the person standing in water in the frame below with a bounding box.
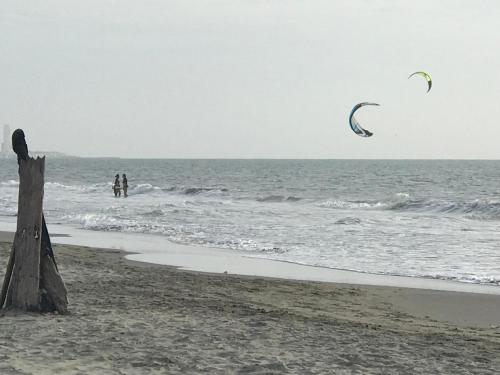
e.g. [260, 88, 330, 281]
[122, 174, 128, 198]
[113, 174, 121, 197]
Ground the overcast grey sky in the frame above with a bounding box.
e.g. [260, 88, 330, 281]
[1, 0, 500, 158]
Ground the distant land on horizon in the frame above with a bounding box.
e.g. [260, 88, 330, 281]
[0, 150, 78, 159]
[2, 151, 500, 161]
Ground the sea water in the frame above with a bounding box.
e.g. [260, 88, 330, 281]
[1, 158, 500, 285]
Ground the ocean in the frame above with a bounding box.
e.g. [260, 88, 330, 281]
[1, 157, 500, 285]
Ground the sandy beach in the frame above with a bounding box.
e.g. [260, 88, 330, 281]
[1, 231, 500, 374]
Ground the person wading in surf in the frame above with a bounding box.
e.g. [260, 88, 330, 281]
[113, 174, 121, 197]
[122, 174, 128, 198]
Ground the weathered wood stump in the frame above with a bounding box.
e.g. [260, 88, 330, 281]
[0, 154, 68, 313]
[5, 157, 45, 310]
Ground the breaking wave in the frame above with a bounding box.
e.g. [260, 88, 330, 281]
[0, 180, 19, 187]
[182, 187, 228, 195]
[320, 194, 500, 219]
[335, 217, 361, 225]
[42, 181, 162, 196]
[3, 158, 500, 288]
[128, 183, 161, 195]
[257, 195, 302, 202]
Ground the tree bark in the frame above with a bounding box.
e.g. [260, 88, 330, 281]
[4, 157, 45, 311]
[40, 251, 68, 314]
[0, 247, 15, 308]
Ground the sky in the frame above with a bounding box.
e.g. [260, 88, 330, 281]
[1, 0, 500, 159]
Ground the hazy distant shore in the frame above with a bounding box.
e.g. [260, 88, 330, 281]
[1, 231, 500, 374]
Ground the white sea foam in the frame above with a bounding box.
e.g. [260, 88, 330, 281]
[2, 159, 500, 286]
[0, 180, 19, 187]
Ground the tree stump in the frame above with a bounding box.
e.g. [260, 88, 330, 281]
[0, 157, 68, 313]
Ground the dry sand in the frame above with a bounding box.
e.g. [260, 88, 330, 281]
[1, 231, 500, 374]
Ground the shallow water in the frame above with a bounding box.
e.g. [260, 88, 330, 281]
[1, 157, 500, 285]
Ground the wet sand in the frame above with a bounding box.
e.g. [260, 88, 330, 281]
[2, 221, 497, 295]
[1, 231, 500, 374]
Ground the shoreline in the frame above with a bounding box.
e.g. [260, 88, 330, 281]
[1, 220, 500, 295]
[1, 234, 500, 373]
[2, 228, 500, 327]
